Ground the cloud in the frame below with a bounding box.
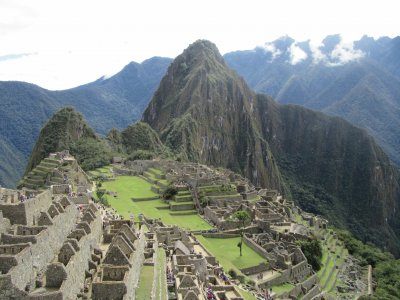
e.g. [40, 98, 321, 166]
[289, 43, 308, 64]
[309, 38, 365, 66]
[262, 42, 282, 60]
[329, 42, 364, 65]
[0, 53, 36, 62]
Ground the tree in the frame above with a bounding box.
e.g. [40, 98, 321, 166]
[233, 210, 250, 256]
[162, 186, 178, 200]
[297, 238, 323, 271]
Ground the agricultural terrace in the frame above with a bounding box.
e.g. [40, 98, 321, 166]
[101, 175, 212, 231]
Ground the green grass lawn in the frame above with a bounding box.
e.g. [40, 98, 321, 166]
[144, 169, 169, 186]
[196, 236, 266, 274]
[148, 167, 163, 175]
[237, 288, 257, 300]
[102, 176, 212, 231]
[155, 248, 167, 300]
[136, 265, 154, 299]
[272, 282, 295, 295]
[103, 176, 158, 199]
[90, 165, 113, 178]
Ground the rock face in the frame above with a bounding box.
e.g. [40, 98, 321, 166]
[143, 40, 400, 255]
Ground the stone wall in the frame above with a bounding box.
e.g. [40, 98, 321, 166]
[0, 190, 52, 225]
[0, 275, 28, 299]
[258, 269, 290, 289]
[290, 260, 311, 281]
[302, 284, 322, 300]
[92, 226, 146, 300]
[69, 195, 90, 205]
[55, 207, 102, 299]
[0, 211, 11, 234]
[51, 184, 71, 195]
[243, 236, 274, 260]
[240, 263, 269, 276]
[1, 198, 78, 292]
[201, 233, 240, 238]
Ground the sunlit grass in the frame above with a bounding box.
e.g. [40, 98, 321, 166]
[102, 176, 212, 230]
[196, 236, 266, 273]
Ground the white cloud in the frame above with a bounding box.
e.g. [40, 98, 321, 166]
[329, 42, 365, 65]
[309, 41, 327, 64]
[262, 43, 282, 60]
[309, 39, 365, 66]
[289, 43, 308, 64]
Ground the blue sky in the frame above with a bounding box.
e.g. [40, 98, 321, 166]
[0, 0, 399, 90]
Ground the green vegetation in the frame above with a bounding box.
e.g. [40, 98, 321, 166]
[196, 236, 266, 274]
[237, 288, 257, 300]
[297, 238, 322, 271]
[101, 176, 212, 230]
[148, 167, 163, 175]
[121, 122, 166, 155]
[136, 265, 154, 299]
[155, 249, 167, 300]
[233, 210, 251, 256]
[162, 186, 178, 200]
[69, 137, 112, 171]
[128, 150, 155, 160]
[26, 107, 103, 173]
[337, 229, 400, 300]
[271, 283, 295, 295]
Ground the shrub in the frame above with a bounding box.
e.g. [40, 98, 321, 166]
[228, 269, 237, 279]
[247, 279, 256, 286]
[128, 150, 155, 161]
[162, 186, 178, 200]
[297, 238, 322, 271]
[237, 275, 245, 284]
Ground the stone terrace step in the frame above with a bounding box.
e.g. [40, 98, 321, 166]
[169, 202, 195, 211]
[173, 195, 192, 202]
[35, 165, 54, 173]
[50, 177, 64, 184]
[169, 210, 198, 216]
[23, 182, 39, 190]
[40, 161, 59, 168]
[25, 178, 45, 185]
[30, 174, 45, 180]
[43, 157, 61, 163]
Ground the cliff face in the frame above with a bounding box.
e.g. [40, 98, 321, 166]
[143, 40, 400, 255]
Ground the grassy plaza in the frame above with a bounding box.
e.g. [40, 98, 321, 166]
[101, 175, 212, 231]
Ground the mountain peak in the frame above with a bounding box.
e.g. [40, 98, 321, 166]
[142, 39, 245, 132]
[185, 39, 220, 55]
[177, 39, 226, 69]
[24, 107, 98, 173]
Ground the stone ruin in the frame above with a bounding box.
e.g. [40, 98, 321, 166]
[0, 154, 366, 299]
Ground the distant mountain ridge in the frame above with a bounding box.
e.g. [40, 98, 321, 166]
[0, 57, 172, 187]
[224, 35, 400, 167]
[3, 33, 400, 191]
[143, 40, 400, 255]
